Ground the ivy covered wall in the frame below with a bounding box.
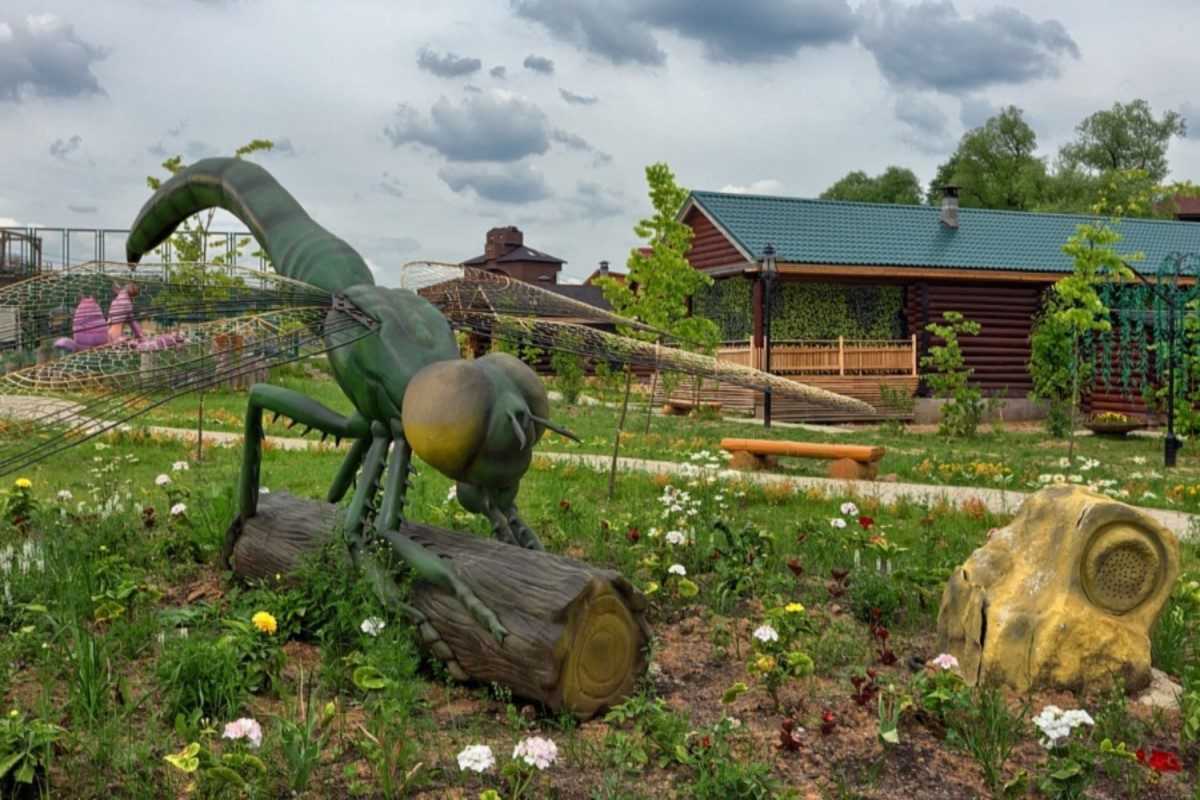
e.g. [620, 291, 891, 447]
[692, 277, 906, 341]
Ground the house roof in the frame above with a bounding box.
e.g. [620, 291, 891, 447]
[462, 245, 565, 266]
[686, 191, 1200, 275]
[541, 283, 611, 311]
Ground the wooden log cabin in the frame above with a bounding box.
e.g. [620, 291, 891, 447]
[677, 188, 1200, 422]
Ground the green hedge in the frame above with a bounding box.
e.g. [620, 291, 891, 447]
[693, 278, 904, 341]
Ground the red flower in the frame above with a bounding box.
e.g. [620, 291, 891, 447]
[1137, 748, 1183, 773]
[626, 526, 640, 543]
[858, 515, 874, 529]
[787, 558, 804, 577]
[778, 719, 802, 752]
[820, 709, 837, 735]
[873, 626, 890, 643]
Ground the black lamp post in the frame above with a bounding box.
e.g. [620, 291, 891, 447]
[762, 243, 777, 428]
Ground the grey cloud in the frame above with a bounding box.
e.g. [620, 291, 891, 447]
[523, 54, 555, 74]
[384, 91, 551, 162]
[147, 141, 168, 157]
[858, 0, 1080, 95]
[438, 163, 550, 204]
[894, 93, 954, 154]
[49, 134, 82, 160]
[464, 84, 482, 93]
[67, 203, 96, 214]
[569, 181, 623, 218]
[959, 95, 999, 129]
[560, 88, 598, 106]
[513, 0, 856, 66]
[0, 14, 107, 101]
[490, 65, 506, 79]
[550, 128, 612, 164]
[512, 0, 665, 66]
[639, 0, 857, 63]
[378, 171, 404, 198]
[417, 47, 482, 78]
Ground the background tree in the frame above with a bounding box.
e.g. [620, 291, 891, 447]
[820, 166, 923, 205]
[1058, 100, 1186, 183]
[926, 106, 1046, 210]
[596, 162, 719, 496]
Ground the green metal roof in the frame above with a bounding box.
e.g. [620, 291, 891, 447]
[689, 191, 1200, 275]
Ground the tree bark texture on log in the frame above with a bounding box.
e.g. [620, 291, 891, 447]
[225, 491, 650, 719]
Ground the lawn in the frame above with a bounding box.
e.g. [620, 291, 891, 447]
[1, 380, 1200, 798]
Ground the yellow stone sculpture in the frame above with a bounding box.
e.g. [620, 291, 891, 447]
[937, 484, 1179, 693]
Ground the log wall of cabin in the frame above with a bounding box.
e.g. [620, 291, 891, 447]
[904, 281, 1047, 398]
[684, 208, 747, 269]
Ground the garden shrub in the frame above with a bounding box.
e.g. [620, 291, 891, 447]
[922, 311, 985, 437]
[848, 569, 907, 627]
[156, 634, 247, 720]
[1029, 298, 1080, 438]
[550, 349, 585, 405]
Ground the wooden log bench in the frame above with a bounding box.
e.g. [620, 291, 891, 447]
[662, 399, 722, 416]
[719, 437, 885, 480]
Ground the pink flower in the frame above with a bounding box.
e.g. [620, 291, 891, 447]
[513, 736, 558, 770]
[930, 653, 959, 671]
[222, 717, 263, 749]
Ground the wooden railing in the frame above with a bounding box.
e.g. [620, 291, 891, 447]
[717, 336, 918, 376]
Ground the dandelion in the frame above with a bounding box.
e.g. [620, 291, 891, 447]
[753, 624, 779, 643]
[512, 736, 558, 770]
[784, 602, 805, 614]
[665, 530, 687, 546]
[251, 611, 277, 635]
[840, 501, 859, 516]
[170, 502, 187, 517]
[222, 717, 263, 749]
[930, 653, 959, 671]
[56, 489, 72, 502]
[155, 474, 171, 487]
[360, 617, 386, 637]
[13, 478, 31, 490]
[171, 461, 189, 472]
[667, 563, 686, 576]
[829, 517, 846, 529]
[456, 743, 495, 772]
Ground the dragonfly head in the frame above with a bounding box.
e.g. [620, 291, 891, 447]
[402, 352, 575, 488]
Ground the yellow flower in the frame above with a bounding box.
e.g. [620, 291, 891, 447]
[784, 602, 805, 614]
[14, 478, 31, 490]
[754, 655, 777, 674]
[251, 611, 277, 635]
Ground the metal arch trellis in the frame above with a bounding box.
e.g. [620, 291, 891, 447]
[1100, 251, 1200, 467]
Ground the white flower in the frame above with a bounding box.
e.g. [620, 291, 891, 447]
[259, 487, 270, 494]
[1058, 457, 1071, 468]
[665, 530, 686, 546]
[752, 624, 779, 643]
[667, 563, 686, 576]
[56, 489, 72, 502]
[171, 460, 189, 472]
[1142, 491, 1157, 500]
[512, 736, 558, 770]
[360, 616, 386, 637]
[170, 502, 187, 517]
[1132, 456, 1148, 465]
[222, 717, 263, 749]
[930, 653, 959, 670]
[154, 474, 171, 487]
[1032, 705, 1094, 749]
[840, 501, 859, 516]
[446, 485, 457, 503]
[829, 517, 847, 529]
[457, 743, 495, 772]
[1068, 474, 1083, 483]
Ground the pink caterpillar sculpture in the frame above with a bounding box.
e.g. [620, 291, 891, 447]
[54, 284, 185, 353]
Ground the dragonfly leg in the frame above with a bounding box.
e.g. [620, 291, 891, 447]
[237, 383, 370, 520]
[343, 422, 390, 563]
[504, 505, 544, 551]
[376, 526, 509, 643]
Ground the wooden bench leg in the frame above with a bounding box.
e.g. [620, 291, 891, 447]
[728, 451, 775, 471]
[827, 458, 878, 480]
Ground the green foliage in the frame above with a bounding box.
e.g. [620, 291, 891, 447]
[597, 163, 718, 352]
[1059, 99, 1186, 183]
[944, 685, 1028, 793]
[682, 718, 783, 799]
[0, 709, 64, 794]
[820, 166, 923, 205]
[550, 348, 585, 405]
[921, 311, 984, 437]
[604, 694, 691, 768]
[156, 634, 248, 720]
[848, 569, 906, 627]
[929, 106, 1047, 210]
[692, 279, 904, 342]
[1028, 296, 1081, 438]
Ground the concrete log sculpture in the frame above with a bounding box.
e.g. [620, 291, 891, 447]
[226, 491, 649, 719]
[937, 484, 1179, 693]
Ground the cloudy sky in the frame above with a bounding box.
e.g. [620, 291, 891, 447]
[2, 0, 1199, 284]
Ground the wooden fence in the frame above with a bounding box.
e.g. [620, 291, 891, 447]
[716, 336, 918, 376]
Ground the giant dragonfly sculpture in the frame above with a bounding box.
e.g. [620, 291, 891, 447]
[0, 158, 873, 640]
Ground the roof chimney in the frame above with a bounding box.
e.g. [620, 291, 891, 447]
[599, 260, 609, 275]
[939, 185, 960, 229]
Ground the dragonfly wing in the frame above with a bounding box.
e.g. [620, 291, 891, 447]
[0, 306, 376, 477]
[450, 313, 877, 415]
[0, 260, 329, 355]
